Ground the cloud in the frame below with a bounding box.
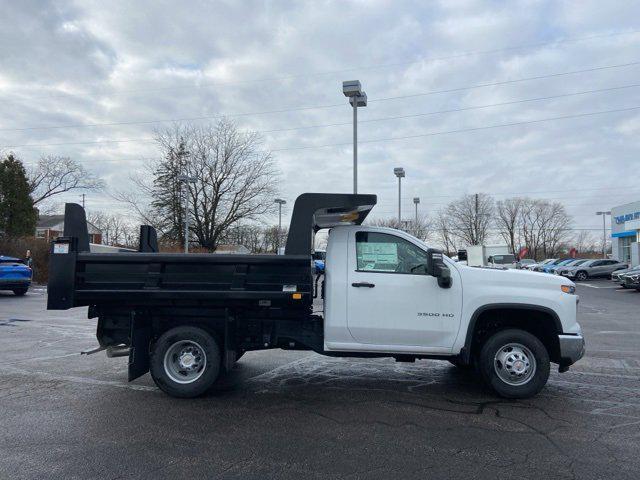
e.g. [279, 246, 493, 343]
[1, 0, 639, 236]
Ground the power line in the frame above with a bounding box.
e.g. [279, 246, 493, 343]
[270, 105, 640, 152]
[259, 83, 640, 134]
[369, 61, 640, 103]
[394, 188, 640, 200]
[2, 62, 638, 134]
[4, 104, 638, 150]
[3, 29, 638, 101]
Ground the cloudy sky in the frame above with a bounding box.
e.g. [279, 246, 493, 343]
[1, 0, 639, 238]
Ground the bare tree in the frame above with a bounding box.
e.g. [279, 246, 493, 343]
[117, 120, 279, 251]
[495, 197, 524, 256]
[29, 155, 104, 205]
[434, 211, 459, 255]
[87, 211, 138, 248]
[519, 198, 572, 259]
[369, 216, 432, 242]
[443, 193, 494, 246]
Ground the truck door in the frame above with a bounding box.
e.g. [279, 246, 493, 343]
[347, 231, 462, 350]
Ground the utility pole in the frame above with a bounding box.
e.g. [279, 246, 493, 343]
[413, 197, 420, 235]
[394, 168, 405, 223]
[596, 211, 611, 258]
[474, 193, 479, 245]
[342, 81, 367, 193]
[81, 193, 86, 209]
[274, 199, 286, 253]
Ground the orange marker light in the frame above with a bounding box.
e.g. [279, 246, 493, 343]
[292, 293, 302, 300]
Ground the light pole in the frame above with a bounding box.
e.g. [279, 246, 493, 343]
[178, 175, 196, 253]
[394, 167, 405, 223]
[342, 80, 367, 194]
[596, 211, 611, 258]
[413, 197, 420, 226]
[274, 198, 286, 253]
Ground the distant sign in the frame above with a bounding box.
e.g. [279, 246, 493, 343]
[614, 211, 640, 225]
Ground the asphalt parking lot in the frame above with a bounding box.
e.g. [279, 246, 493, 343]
[1, 280, 639, 479]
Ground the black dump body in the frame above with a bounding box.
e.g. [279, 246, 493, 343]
[47, 193, 376, 380]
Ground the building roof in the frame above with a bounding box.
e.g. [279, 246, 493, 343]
[36, 215, 65, 229]
[36, 215, 102, 234]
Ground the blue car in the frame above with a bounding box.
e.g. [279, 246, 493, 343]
[542, 258, 574, 273]
[0, 255, 32, 296]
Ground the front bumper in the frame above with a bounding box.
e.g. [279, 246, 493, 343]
[558, 333, 585, 370]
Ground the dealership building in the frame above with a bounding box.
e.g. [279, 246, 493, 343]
[611, 201, 640, 267]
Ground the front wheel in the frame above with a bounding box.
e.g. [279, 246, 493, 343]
[150, 326, 221, 398]
[478, 329, 550, 399]
[575, 271, 588, 281]
[13, 288, 28, 296]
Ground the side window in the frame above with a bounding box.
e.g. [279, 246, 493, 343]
[355, 232, 429, 274]
[591, 261, 603, 267]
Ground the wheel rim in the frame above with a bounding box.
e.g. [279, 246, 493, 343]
[577, 272, 586, 280]
[494, 343, 536, 386]
[163, 340, 207, 384]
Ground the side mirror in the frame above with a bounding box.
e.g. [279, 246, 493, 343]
[426, 249, 452, 288]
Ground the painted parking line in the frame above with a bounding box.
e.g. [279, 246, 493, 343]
[578, 283, 620, 289]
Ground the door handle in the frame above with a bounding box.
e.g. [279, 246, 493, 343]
[352, 282, 375, 288]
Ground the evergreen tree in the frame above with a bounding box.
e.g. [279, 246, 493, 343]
[151, 139, 189, 244]
[0, 154, 37, 237]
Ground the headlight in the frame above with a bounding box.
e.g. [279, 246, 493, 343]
[561, 285, 576, 294]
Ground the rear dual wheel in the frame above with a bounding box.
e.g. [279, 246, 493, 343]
[150, 326, 221, 398]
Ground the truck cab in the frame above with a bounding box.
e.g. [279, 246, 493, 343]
[47, 193, 584, 399]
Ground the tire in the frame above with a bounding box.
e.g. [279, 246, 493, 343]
[12, 288, 28, 296]
[478, 329, 550, 399]
[150, 326, 221, 398]
[575, 271, 588, 281]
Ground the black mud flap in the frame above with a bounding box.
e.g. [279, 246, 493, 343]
[223, 310, 237, 372]
[128, 313, 152, 381]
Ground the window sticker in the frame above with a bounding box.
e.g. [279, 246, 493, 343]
[357, 242, 398, 271]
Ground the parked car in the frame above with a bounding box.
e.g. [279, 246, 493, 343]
[541, 258, 573, 273]
[532, 259, 558, 272]
[517, 259, 536, 269]
[620, 271, 640, 291]
[544, 258, 578, 274]
[612, 265, 640, 287]
[562, 259, 628, 281]
[0, 255, 32, 296]
[554, 259, 589, 276]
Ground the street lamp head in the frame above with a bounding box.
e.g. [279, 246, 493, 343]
[413, 197, 420, 204]
[349, 92, 367, 107]
[596, 211, 611, 215]
[274, 198, 286, 205]
[177, 175, 196, 183]
[342, 80, 362, 97]
[394, 167, 405, 178]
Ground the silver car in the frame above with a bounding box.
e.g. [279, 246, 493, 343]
[555, 259, 589, 276]
[612, 265, 640, 286]
[562, 259, 628, 281]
